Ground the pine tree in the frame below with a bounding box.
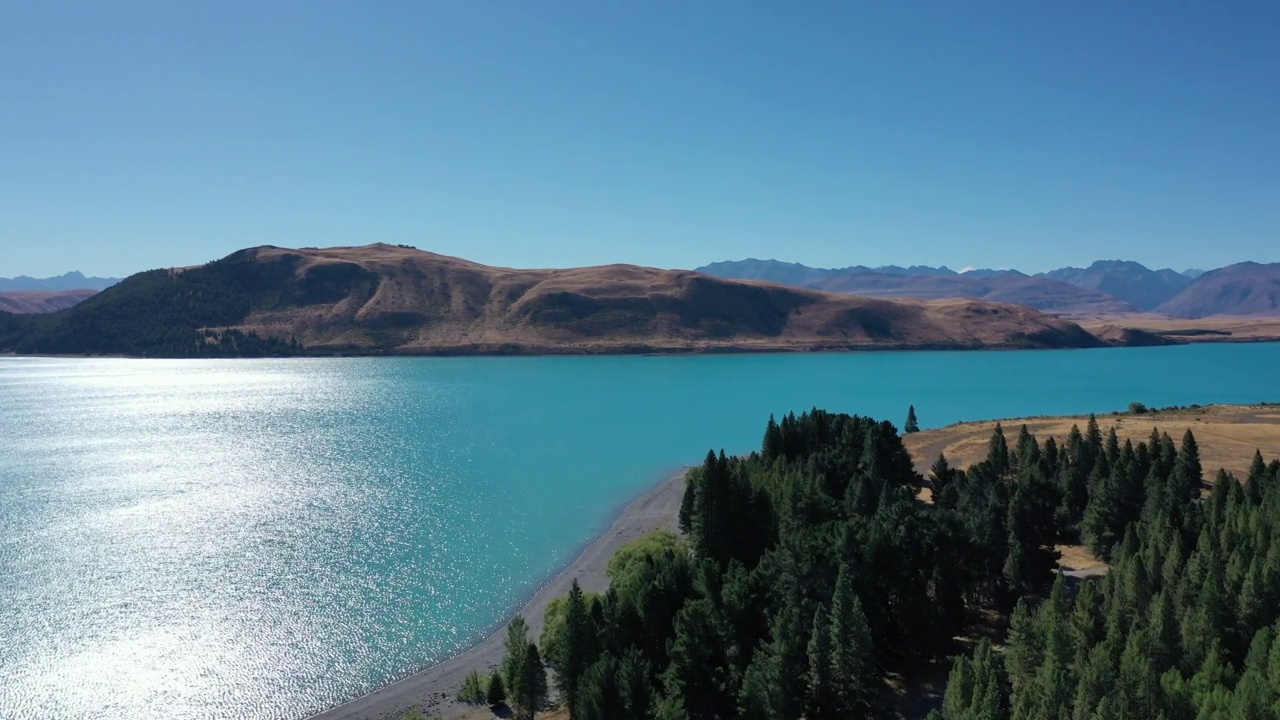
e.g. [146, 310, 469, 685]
[762, 414, 783, 459]
[989, 424, 1011, 477]
[830, 565, 875, 716]
[487, 672, 506, 707]
[520, 642, 547, 720]
[1173, 429, 1204, 505]
[738, 648, 783, 720]
[942, 652, 977, 719]
[1116, 629, 1159, 719]
[905, 405, 920, 434]
[1148, 590, 1181, 675]
[502, 616, 531, 697]
[806, 603, 834, 718]
[931, 453, 957, 505]
[558, 579, 596, 718]
[663, 599, 733, 720]
[1085, 415, 1103, 461]
[617, 647, 653, 720]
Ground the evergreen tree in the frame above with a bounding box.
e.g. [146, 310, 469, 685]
[738, 648, 783, 720]
[487, 672, 506, 708]
[558, 579, 597, 718]
[830, 565, 875, 717]
[663, 599, 734, 720]
[502, 616, 531, 698]
[617, 647, 654, 720]
[906, 405, 920, 433]
[806, 603, 834, 718]
[519, 642, 547, 720]
[989, 424, 1011, 477]
[574, 655, 621, 720]
[931, 453, 957, 505]
[1172, 429, 1204, 505]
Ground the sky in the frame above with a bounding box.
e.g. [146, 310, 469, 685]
[2, 1, 1278, 278]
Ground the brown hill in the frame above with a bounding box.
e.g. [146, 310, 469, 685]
[214, 244, 1103, 354]
[1154, 262, 1280, 318]
[0, 289, 97, 314]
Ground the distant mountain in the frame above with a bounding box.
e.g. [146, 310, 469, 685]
[695, 259, 956, 284]
[0, 245, 1105, 357]
[1041, 260, 1192, 311]
[959, 269, 1028, 278]
[1182, 269, 1206, 279]
[697, 260, 1133, 314]
[1155, 262, 1280, 318]
[0, 289, 98, 314]
[0, 271, 119, 292]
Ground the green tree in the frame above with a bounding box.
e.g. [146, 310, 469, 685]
[662, 599, 734, 720]
[617, 647, 654, 720]
[989, 423, 1011, 477]
[525, 643, 548, 718]
[906, 405, 920, 433]
[557, 579, 597, 718]
[458, 669, 487, 705]
[830, 565, 875, 716]
[931, 453, 957, 505]
[806, 603, 834, 717]
[487, 672, 506, 708]
[502, 616, 531, 696]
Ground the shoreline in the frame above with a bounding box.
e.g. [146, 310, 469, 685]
[5, 335, 1280, 361]
[307, 469, 689, 720]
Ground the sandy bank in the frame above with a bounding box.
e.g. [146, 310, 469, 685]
[307, 469, 688, 720]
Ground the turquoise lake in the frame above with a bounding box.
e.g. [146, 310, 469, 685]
[1, 344, 1278, 719]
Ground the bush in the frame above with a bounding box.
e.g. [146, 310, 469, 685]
[487, 672, 506, 707]
[457, 669, 488, 705]
[1129, 401, 1148, 415]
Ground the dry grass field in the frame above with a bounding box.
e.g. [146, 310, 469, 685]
[1074, 313, 1280, 343]
[0, 289, 97, 314]
[904, 403, 1280, 481]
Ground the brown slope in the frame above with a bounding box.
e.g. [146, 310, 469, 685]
[0, 289, 98, 314]
[217, 244, 1104, 353]
[1155, 262, 1280, 318]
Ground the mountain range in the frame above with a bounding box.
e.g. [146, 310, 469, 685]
[0, 271, 120, 292]
[696, 259, 1280, 317]
[0, 244, 1109, 357]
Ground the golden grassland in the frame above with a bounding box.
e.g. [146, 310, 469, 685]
[1073, 313, 1280, 343]
[904, 403, 1280, 481]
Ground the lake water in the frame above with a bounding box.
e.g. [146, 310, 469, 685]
[1, 344, 1278, 719]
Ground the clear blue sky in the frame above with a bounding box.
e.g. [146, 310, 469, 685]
[2, 1, 1277, 278]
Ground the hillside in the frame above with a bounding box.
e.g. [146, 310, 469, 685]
[0, 244, 1109, 357]
[1155, 261, 1280, 317]
[1041, 259, 1191, 311]
[696, 259, 1135, 314]
[0, 271, 119, 292]
[0, 289, 97, 314]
